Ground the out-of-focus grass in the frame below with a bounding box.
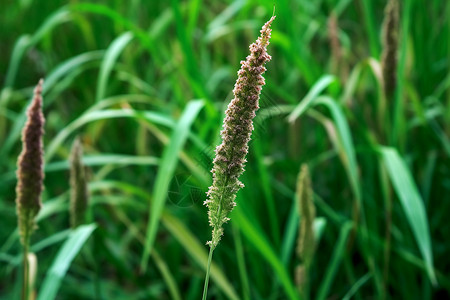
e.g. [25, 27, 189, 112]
[0, 0, 449, 299]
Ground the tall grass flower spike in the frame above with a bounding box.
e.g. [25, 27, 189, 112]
[16, 79, 45, 247]
[202, 16, 275, 300]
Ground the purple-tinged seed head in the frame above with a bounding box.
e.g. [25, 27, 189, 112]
[205, 17, 275, 248]
[16, 79, 45, 247]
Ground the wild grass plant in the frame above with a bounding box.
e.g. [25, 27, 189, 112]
[202, 16, 274, 299]
[0, 1, 449, 299]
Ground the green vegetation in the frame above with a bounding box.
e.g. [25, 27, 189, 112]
[0, 0, 449, 299]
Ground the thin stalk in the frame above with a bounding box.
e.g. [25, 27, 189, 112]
[253, 138, 280, 247]
[22, 242, 29, 300]
[447, 2, 450, 133]
[233, 223, 250, 300]
[360, 0, 379, 57]
[343, 257, 363, 300]
[203, 193, 225, 300]
[392, 0, 411, 151]
[202, 246, 215, 300]
[379, 161, 392, 299]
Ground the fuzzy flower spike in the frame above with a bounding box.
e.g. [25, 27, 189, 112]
[204, 16, 275, 248]
[16, 79, 45, 247]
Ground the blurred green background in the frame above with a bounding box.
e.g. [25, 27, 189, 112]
[0, 0, 449, 299]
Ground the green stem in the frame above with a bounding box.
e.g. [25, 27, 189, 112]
[22, 241, 29, 300]
[360, 0, 379, 58]
[202, 245, 215, 300]
[392, 0, 411, 151]
[233, 223, 250, 300]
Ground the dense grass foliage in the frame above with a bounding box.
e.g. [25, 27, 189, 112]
[1, 0, 449, 299]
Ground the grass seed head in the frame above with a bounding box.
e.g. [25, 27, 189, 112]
[296, 164, 316, 265]
[381, 0, 399, 99]
[15, 79, 45, 247]
[70, 137, 89, 228]
[204, 16, 275, 248]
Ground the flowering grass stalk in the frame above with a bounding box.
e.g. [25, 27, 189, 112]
[295, 164, 315, 299]
[15, 79, 45, 300]
[70, 137, 89, 228]
[381, 0, 399, 101]
[380, 0, 399, 293]
[202, 16, 275, 299]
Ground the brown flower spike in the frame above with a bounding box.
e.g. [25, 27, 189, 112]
[16, 79, 45, 246]
[381, 0, 399, 99]
[204, 16, 275, 248]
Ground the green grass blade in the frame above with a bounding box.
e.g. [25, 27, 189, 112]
[29, 8, 72, 45]
[289, 94, 362, 208]
[334, 0, 353, 17]
[392, 0, 412, 149]
[140, 100, 204, 270]
[233, 207, 299, 300]
[187, 0, 202, 35]
[31, 230, 72, 254]
[44, 50, 105, 96]
[0, 99, 30, 158]
[95, 32, 134, 102]
[70, 3, 161, 64]
[380, 147, 436, 284]
[170, 0, 213, 117]
[162, 212, 240, 300]
[315, 96, 361, 203]
[342, 273, 372, 300]
[317, 221, 353, 300]
[0, 230, 71, 268]
[206, 0, 245, 34]
[287, 75, 336, 123]
[252, 138, 280, 246]
[150, 248, 182, 300]
[360, 0, 379, 57]
[88, 180, 237, 299]
[37, 224, 97, 300]
[3, 8, 71, 89]
[281, 195, 300, 266]
[2, 35, 31, 91]
[281, 198, 327, 266]
[232, 223, 250, 300]
[45, 108, 174, 162]
[45, 154, 159, 172]
[35, 194, 68, 222]
[2, 94, 149, 162]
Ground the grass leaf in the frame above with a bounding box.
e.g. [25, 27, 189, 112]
[315, 96, 361, 203]
[96, 32, 134, 102]
[287, 74, 336, 123]
[317, 221, 353, 300]
[380, 147, 436, 284]
[37, 224, 96, 300]
[162, 212, 240, 300]
[45, 108, 174, 162]
[141, 100, 204, 270]
[233, 206, 299, 300]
